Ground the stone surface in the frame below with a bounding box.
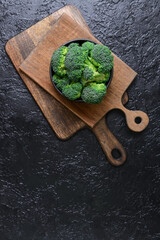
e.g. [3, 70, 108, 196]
[0, 0, 160, 239]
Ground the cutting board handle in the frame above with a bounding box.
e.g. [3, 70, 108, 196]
[119, 104, 149, 132]
[93, 117, 126, 166]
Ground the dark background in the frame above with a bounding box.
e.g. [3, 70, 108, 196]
[0, 0, 160, 239]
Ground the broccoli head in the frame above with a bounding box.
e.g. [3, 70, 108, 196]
[64, 46, 88, 82]
[65, 46, 87, 71]
[52, 74, 69, 91]
[82, 58, 110, 86]
[66, 46, 86, 83]
[83, 58, 97, 80]
[81, 82, 107, 104]
[67, 69, 83, 82]
[90, 44, 113, 73]
[68, 42, 79, 49]
[51, 41, 113, 103]
[51, 46, 68, 77]
[62, 82, 83, 100]
[82, 41, 95, 55]
[104, 72, 110, 82]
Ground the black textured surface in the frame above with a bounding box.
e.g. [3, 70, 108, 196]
[0, 0, 160, 239]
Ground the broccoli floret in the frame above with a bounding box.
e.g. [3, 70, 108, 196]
[51, 42, 113, 104]
[104, 72, 110, 82]
[68, 43, 79, 49]
[83, 58, 97, 80]
[65, 46, 87, 70]
[81, 83, 107, 104]
[64, 45, 88, 82]
[82, 58, 110, 86]
[62, 82, 83, 100]
[82, 47, 89, 60]
[82, 41, 95, 55]
[67, 69, 82, 82]
[90, 44, 113, 73]
[52, 74, 69, 91]
[83, 66, 94, 82]
[51, 46, 68, 77]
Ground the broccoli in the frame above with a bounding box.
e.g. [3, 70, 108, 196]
[82, 41, 95, 55]
[83, 58, 97, 80]
[67, 69, 82, 82]
[51, 46, 68, 77]
[52, 74, 69, 91]
[62, 82, 83, 100]
[68, 42, 79, 49]
[65, 45, 87, 70]
[65, 45, 88, 82]
[51, 41, 113, 103]
[81, 83, 107, 104]
[90, 44, 113, 73]
[82, 58, 110, 86]
[104, 72, 110, 82]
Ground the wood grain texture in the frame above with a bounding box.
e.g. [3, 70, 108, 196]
[5, 5, 129, 166]
[19, 13, 149, 130]
[5, 6, 88, 140]
[93, 117, 126, 166]
[5, 5, 148, 165]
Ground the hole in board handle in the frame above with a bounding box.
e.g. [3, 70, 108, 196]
[135, 117, 142, 124]
[111, 148, 122, 160]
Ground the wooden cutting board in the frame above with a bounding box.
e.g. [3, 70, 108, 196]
[5, 5, 148, 166]
[19, 13, 149, 131]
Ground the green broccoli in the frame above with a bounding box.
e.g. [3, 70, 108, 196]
[65, 46, 87, 70]
[83, 58, 97, 80]
[67, 69, 83, 82]
[90, 44, 113, 73]
[82, 41, 95, 55]
[82, 58, 110, 86]
[68, 43, 79, 49]
[62, 82, 83, 100]
[81, 82, 107, 104]
[52, 74, 69, 91]
[65, 45, 88, 82]
[51, 46, 68, 77]
[51, 41, 113, 104]
[104, 72, 110, 82]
